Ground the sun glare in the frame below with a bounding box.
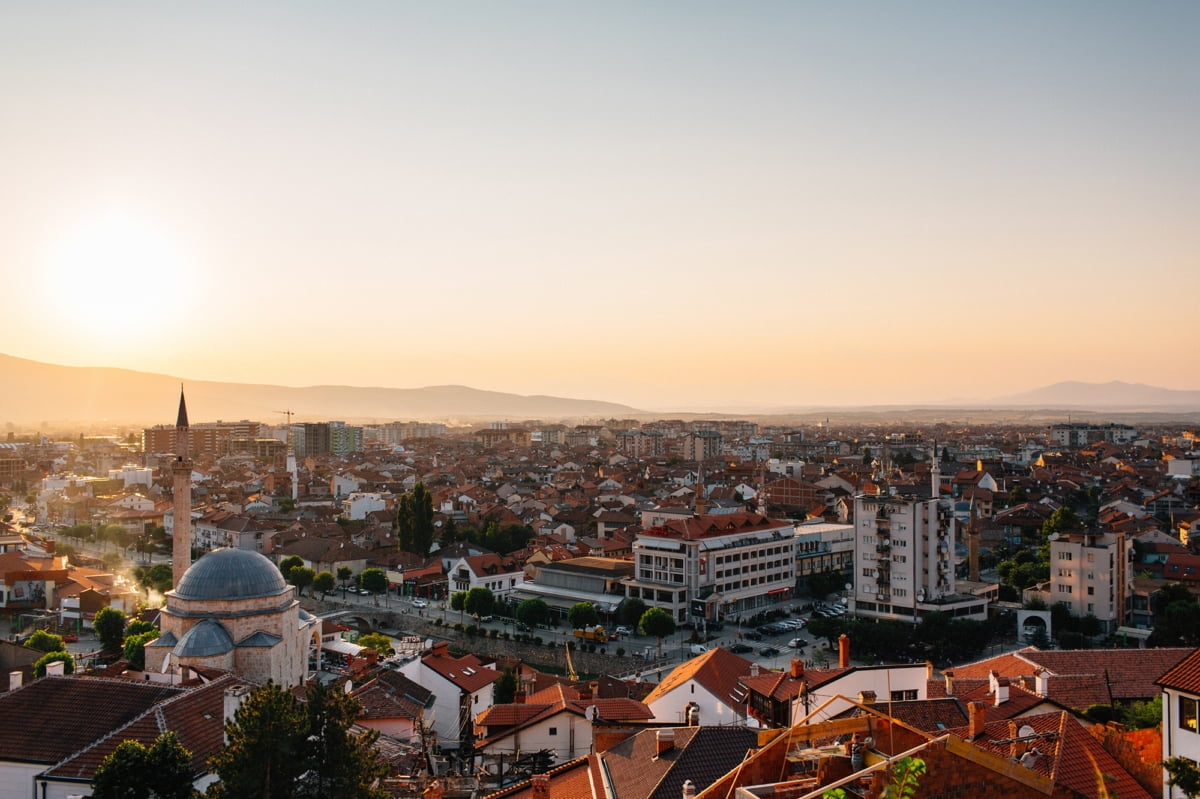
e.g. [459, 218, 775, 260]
[41, 210, 193, 342]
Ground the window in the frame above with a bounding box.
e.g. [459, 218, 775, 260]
[890, 690, 917, 701]
[549, 727, 558, 736]
[1180, 696, 1198, 732]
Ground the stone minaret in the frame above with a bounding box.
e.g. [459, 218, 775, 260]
[172, 388, 193, 586]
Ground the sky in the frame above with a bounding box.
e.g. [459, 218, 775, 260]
[2, 2, 1198, 412]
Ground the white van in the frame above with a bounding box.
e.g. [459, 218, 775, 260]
[689, 644, 708, 656]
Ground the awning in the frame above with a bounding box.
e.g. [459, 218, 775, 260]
[767, 587, 791, 595]
[321, 639, 365, 656]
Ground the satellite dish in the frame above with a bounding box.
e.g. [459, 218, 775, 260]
[844, 583, 852, 591]
[916, 590, 926, 602]
[1018, 725, 1036, 739]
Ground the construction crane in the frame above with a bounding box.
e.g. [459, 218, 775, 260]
[276, 409, 295, 425]
[564, 641, 578, 681]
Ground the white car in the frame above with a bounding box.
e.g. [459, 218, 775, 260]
[615, 625, 633, 636]
[411, 599, 428, 608]
[788, 637, 806, 649]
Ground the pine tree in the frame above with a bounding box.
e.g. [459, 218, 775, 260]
[207, 682, 306, 799]
[296, 681, 388, 799]
[395, 482, 435, 555]
[92, 731, 197, 799]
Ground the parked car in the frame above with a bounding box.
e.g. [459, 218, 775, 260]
[743, 630, 764, 641]
[758, 646, 781, 657]
[729, 643, 754, 654]
[787, 637, 806, 649]
[615, 625, 633, 636]
[411, 599, 428, 608]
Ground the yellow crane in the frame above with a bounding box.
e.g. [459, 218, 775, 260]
[564, 641, 578, 681]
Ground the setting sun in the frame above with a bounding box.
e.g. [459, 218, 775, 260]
[38, 209, 193, 343]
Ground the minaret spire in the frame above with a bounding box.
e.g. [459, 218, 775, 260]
[172, 387, 193, 587]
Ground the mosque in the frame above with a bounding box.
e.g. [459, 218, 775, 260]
[142, 390, 320, 686]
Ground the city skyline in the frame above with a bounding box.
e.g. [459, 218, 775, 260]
[3, 2, 1198, 411]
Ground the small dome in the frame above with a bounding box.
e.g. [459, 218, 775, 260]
[174, 548, 288, 601]
[173, 618, 234, 657]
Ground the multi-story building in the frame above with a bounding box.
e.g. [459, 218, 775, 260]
[290, 422, 331, 458]
[616, 430, 665, 458]
[142, 420, 263, 457]
[683, 431, 723, 461]
[624, 511, 796, 624]
[794, 521, 855, 593]
[1048, 530, 1132, 633]
[852, 495, 986, 622]
[1047, 423, 1138, 448]
[328, 421, 363, 456]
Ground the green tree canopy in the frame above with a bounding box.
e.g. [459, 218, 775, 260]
[26, 629, 65, 653]
[1041, 506, 1081, 537]
[123, 630, 161, 671]
[1166, 756, 1200, 799]
[94, 606, 127, 651]
[357, 633, 394, 655]
[395, 482, 435, 555]
[34, 650, 75, 677]
[517, 598, 551, 628]
[567, 602, 600, 629]
[279, 555, 304, 575]
[297, 681, 388, 799]
[136, 562, 174, 594]
[126, 619, 155, 638]
[616, 597, 647, 627]
[337, 566, 354, 587]
[289, 566, 316, 596]
[206, 682, 306, 799]
[450, 591, 467, 612]
[465, 586, 496, 618]
[494, 667, 519, 704]
[313, 570, 336, 598]
[359, 568, 388, 597]
[639, 607, 676, 655]
[92, 731, 198, 799]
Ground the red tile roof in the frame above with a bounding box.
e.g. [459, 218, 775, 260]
[1157, 646, 1200, 693]
[642, 648, 754, 713]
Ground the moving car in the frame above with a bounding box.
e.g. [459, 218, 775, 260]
[411, 599, 428, 608]
[787, 637, 806, 649]
[729, 643, 754, 654]
[689, 644, 709, 656]
[615, 625, 633, 636]
[758, 645, 781, 657]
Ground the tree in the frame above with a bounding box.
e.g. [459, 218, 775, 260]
[26, 629, 65, 653]
[568, 602, 600, 629]
[359, 568, 388, 601]
[313, 570, 336, 598]
[92, 731, 197, 799]
[395, 482, 435, 555]
[126, 619, 155, 638]
[517, 598, 551, 628]
[279, 555, 304, 576]
[137, 562, 174, 594]
[95, 606, 127, 651]
[123, 630, 161, 670]
[337, 566, 354, 590]
[639, 607, 676, 656]
[1166, 756, 1200, 799]
[297, 680, 389, 799]
[34, 650, 75, 677]
[357, 632, 394, 655]
[1041, 506, 1081, 537]
[494, 666, 519, 704]
[616, 597, 647, 627]
[465, 586, 495, 618]
[289, 566, 316, 597]
[206, 682, 306, 799]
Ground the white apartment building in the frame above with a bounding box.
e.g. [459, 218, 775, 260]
[852, 495, 986, 623]
[1048, 530, 1132, 633]
[624, 512, 796, 624]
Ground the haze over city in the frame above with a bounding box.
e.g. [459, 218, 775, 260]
[2, 2, 1198, 412]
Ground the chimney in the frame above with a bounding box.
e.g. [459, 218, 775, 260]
[531, 773, 550, 799]
[45, 660, 65, 677]
[838, 634, 850, 668]
[943, 670, 955, 697]
[790, 659, 804, 680]
[749, 662, 760, 677]
[223, 684, 253, 741]
[989, 670, 1008, 705]
[967, 701, 986, 740]
[9, 671, 22, 691]
[682, 779, 697, 799]
[431, 641, 449, 657]
[1034, 668, 1048, 697]
[655, 728, 676, 757]
[926, 661, 934, 681]
[858, 690, 876, 705]
[1008, 720, 1020, 759]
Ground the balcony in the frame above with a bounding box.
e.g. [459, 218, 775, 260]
[875, 542, 891, 553]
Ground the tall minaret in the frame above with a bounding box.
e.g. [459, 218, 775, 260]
[172, 387, 193, 586]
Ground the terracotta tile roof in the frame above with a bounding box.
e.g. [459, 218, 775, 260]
[642, 648, 753, 713]
[477, 702, 549, 729]
[949, 710, 1152, 799]
[0, 676, 182, 766]
[481, 753, 598, 799]
[352, 670, 432, 722]
[422, 651, 499, 693]
[604, 725, 760, 799]
[40, 675, 241, 782]
[1157, 647, 1200, 693]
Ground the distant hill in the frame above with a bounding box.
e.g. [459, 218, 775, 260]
[989, 380, 1200, 410]
[0, 353, 640, 426]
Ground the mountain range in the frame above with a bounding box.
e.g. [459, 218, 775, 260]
[0, 353, 639, 427]
[1, 354, 1197, 428]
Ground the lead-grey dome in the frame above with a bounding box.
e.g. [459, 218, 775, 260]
[174, 548, 288, 601]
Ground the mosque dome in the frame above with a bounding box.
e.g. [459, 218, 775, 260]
[173, 548, 288, 601]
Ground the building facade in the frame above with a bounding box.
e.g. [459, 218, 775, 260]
[1048, 530, 1132, 633]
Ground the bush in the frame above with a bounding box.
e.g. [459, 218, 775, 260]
[534, 636, 543, 646]
[34, 651, 75, 677]
[616, 647, 625, 657]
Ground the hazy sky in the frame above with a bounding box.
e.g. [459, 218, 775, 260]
[2, 2, 1197, 411]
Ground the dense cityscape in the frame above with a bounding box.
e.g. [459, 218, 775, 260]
[2, 394, 1200, 797]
